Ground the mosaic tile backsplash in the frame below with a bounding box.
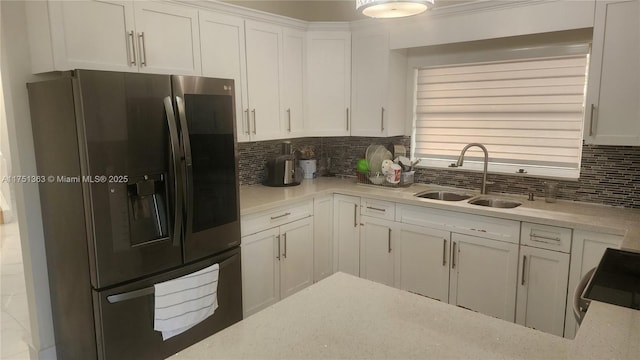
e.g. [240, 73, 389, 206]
[238, 137, 640, 209]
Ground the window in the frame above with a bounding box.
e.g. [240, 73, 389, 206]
[412, 53, 589, 179]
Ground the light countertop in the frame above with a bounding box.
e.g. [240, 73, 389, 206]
[239, 177, 640, 250]
[170, 272, 570, 359]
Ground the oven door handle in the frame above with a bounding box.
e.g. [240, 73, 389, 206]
[106, 255, 237, 304]
[163, 97, 183, 247]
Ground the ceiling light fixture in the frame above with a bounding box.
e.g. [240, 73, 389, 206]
[356, 0, 435, 19]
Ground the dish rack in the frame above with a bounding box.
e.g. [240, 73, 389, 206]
[356, 171, 414, 188]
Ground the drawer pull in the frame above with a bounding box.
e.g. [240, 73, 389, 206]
[470, 228, 487, 233]
[270, 212, 291, 220]
[366, 206, 386, 212]
[530, 233, 562, 243]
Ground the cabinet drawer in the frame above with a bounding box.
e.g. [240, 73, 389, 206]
[521, 222, 572, 253]
[360, 198, 395, 221]
[241, 200, 313, 236]
[397, 204, 520, 244]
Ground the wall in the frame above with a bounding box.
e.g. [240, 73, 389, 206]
[239, 137, 640, 209]
[1, 1, 57, 358]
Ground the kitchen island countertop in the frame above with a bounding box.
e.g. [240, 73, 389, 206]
[170, 272, 570, 359]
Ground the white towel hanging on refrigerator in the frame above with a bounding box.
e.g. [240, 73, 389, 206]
[153, 263, 219, 340]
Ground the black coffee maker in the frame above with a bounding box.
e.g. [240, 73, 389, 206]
[264, 142, 300, 187]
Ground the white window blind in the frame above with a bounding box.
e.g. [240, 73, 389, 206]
[413, 55, 589, 178]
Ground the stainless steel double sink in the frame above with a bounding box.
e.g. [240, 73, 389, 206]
[414, 190, 522, 209]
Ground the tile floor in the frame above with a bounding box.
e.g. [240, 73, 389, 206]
[1, 221, 32, 359]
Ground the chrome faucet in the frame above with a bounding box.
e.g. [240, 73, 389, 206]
[450, 143, 490, 194]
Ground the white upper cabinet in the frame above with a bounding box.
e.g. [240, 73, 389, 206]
[282, 29, 306, 137]
[306, 30, 352, 136]
[132, 2, 201, 75]
[27, 0, 201, 75]
[199, 11, 250, 141]
[584, 0, 640, 145]
[351, 29, 407, 137]
[28, 0, 134, 73]
[244, 20, 284, 141]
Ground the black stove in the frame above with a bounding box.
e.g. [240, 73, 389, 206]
[583, 248, 640, 310]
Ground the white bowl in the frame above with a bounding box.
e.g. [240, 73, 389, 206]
[369, 174, 386, 185]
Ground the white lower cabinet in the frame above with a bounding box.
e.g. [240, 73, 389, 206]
[313, 195, 333, 282]
[516, 245, 570, 337]
[359, 216, 396, 287]
[241, 227, 280, 317]
[241, 217, 313, 317]
[449, 233, 519, 322]
[333, 194, 361, 276]
[396, 223, 450, 302]
[564, 229, 623, 339]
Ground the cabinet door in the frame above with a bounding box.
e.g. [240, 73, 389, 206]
[584, 0, 640, 145]
[516, 246, 570, 337]
[313, 195, 333, 282]
[47, 0, 135, 72]
[359, 216, 395, 287]
[133, 1, 201, 75]
[241, 228, 280, 317]
[450, 233, 518, 322]
[306, 31, 351, 136]
[397, 223, 451, 302]
[280, 217, 314, 299]
[245, 20, 283, 140]
[282, 28, 306, 137]
[351, 30, 388, 137]
[564, 230, 623, 338]
[333, 194, 360, 276]
[199, 11, 250, 142]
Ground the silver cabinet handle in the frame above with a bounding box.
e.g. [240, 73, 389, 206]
[387, 228, 392, 253]
[521, 255, 527, 285]
[270, 212, 291, 220]
[346, 108, 350, 131]
[244, 109, 250, 135]
[283, 233, 287, 259]
[451, 241, 457, 269]
[366, 206, 385, 212]
[381, 107, 385, 132]
[138, 32, 147, 66]
[442, 239, 447, 266]
[353, 204, 358, 227]
[529, 233, 562, 243]
[276, 234, 281, 260]
[252, 109, 257, 134]
[589, 104, 596, 136]
[127, 31, 136, 66]
[287, 108, 291, 132]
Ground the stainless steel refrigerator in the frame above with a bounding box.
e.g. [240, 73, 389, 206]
[27, 70, 242, 359]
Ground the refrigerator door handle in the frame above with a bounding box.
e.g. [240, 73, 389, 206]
[163, 97, 183, 247]
[175, 96, 193, 238]
[106, 254, 237, 304]
[107, 286, 154, 304]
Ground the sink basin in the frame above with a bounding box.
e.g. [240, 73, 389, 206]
[468, 197, 522, 209]
[415, 191, 473, 201]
